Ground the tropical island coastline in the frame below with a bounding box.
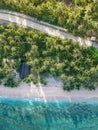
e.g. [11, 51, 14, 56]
[0, 1, 98, 130]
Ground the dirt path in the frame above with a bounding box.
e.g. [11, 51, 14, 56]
[0, 10, 98, 48]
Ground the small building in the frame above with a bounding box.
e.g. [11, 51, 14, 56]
[19, 61, 29, 79]
[91, 36, 96, 42]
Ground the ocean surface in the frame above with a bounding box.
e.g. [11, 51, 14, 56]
[0, 97, 98, 130]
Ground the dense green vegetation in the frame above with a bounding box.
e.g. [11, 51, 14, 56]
[0, 24, 98, 90]
[0, 0, 98, 38]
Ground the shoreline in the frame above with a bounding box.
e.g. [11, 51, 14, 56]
[0, 83, 98, 102]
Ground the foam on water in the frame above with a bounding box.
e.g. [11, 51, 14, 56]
[0, 97, 98, 130]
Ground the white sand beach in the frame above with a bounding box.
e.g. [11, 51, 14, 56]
[0, 76, 98, 102]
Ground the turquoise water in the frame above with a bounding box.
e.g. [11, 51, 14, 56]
[0, 98, 98, 130]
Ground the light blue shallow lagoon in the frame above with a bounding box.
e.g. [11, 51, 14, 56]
[0, 97, 98, 130]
